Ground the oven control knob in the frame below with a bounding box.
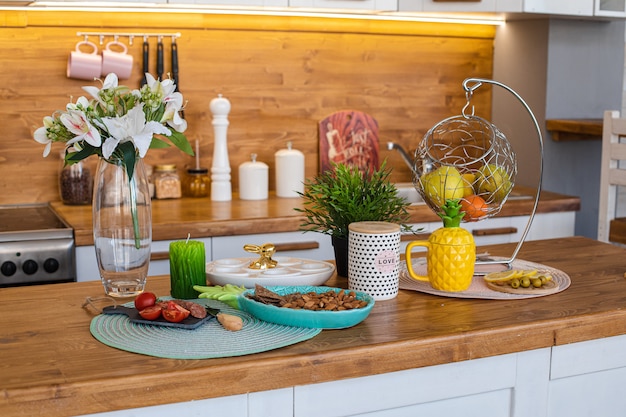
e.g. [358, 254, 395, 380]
[1, 261, 17, 277]
[23, 260, 38, 275]
[43, 258, 60, 274]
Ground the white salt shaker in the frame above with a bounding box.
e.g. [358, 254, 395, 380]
[239, 153, 268, 200]
[210, 94, 232, 201]
[275, 141, 304, 198]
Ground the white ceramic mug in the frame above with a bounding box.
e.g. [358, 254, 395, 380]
[67, 41, 101, 80]
[348, 221, 401, 300]
[101, 40, 133, 80]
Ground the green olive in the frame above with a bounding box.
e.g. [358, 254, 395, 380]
[539, 275, 548, 285]
[520, 277, 531, 288]
[531, 278, 542, 288]
[510, 278, 520, 289]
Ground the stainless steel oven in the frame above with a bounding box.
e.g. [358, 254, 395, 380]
[0, 204, 76, 287]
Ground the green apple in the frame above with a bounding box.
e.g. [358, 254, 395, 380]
[475, 164, 512, 204]
[420, 166, 464, 208]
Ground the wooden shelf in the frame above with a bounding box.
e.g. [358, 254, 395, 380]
[546, 119, 603, 141]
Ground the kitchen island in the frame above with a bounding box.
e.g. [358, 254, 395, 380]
[1, 237, 626, 417]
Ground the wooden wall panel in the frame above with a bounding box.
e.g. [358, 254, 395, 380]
[0, 11, 494, 205]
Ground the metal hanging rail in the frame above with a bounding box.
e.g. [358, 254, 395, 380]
[76, 32, 181, 45]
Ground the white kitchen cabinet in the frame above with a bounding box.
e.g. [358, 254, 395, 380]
[167, 0, 289, 6]
[75, 212, 574, 282]
[148, 237, 213, 276]
[212, 230, 334, 261]
[75, 335, 626, 417]
[402, 211, 575, 253]
[399, 0, 597, 16]
[595, 0, 626, 16]
[548, 334, 626, 417]
[75, 237, 212, 282]
[288, 0, 397, 11]
[77, 387, 293, 417]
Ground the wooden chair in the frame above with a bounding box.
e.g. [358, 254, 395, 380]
[597, 110, 626, 244]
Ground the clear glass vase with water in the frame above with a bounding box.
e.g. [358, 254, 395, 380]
[93, 157, 152, 297]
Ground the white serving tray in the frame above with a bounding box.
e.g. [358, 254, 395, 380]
[206, 256, 335, 288]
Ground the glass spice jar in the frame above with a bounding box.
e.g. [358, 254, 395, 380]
[153, 164, 182, 199]
[59, 158, 93, 205]
[183, 168, 210, 198]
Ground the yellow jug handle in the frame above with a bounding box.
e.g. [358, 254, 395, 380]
[405, 240, 430, 282]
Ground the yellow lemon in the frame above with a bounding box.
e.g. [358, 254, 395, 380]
[476, 164, 512, 204]
[462, 173, 476, 197]
[420, 166, 464, 208]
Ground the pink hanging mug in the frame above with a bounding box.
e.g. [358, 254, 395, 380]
[67, 41, 102, 81]
[101, 40, 133, 80]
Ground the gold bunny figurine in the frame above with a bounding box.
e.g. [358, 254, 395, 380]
[244, 243, 278, 270]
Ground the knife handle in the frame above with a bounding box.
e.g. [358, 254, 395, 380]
[157, 40, 164, 80]
[171, 42, 179, 87]
[141, 40, 149, 86]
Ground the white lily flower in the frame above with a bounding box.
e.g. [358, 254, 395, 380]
[162, 92, 187, 132]
[60, 108, 102, 148]
[82, 73, 119, 101]
[33, 116, 54, 157]
[100, 103, 171, 159]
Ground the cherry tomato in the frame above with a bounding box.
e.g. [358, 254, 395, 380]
[162, 301, 190, 323]
[138, 305, 162, 321]
[134, 292, 157, 311]
[460, 195, 489, 222]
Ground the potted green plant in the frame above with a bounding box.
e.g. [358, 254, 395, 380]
[295, 161, 413, 276]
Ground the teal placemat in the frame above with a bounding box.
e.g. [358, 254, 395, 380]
[90, 298, 321, 359]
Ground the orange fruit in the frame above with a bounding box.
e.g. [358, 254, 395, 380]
[460, 194, 489, 222]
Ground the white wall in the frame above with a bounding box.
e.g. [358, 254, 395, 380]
[493, 17, 625, 238]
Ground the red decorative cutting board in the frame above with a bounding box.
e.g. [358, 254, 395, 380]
[318, 110, 379, 173]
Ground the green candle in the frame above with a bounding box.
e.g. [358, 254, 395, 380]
[169, 239, 206, 299]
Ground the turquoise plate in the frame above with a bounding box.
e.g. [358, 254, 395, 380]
[238, 285, 375, 329]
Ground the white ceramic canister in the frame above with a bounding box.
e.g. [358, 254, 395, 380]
[239, 153, 269, 200]
[348, 221, 401, 301]
[274, 141, 304, 198]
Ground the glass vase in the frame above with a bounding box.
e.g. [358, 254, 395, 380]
[93, 157, 152, 298]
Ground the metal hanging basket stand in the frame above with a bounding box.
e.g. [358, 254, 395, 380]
[413, 78, 544, 271]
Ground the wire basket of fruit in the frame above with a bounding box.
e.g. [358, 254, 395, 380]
[414, 114, 517, 222]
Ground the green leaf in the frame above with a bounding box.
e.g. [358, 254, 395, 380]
[119, 141, 137, 180]
[167, 130, 194, 156]
[149, 137, 172, 149]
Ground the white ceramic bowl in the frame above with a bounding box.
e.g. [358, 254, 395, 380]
[206, 257, 335, 288]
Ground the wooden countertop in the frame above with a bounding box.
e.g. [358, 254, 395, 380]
[1, 236, 624, 417]
[51, 186, 580, 246]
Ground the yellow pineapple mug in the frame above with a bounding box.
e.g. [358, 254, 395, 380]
[405, 229, 476, 292]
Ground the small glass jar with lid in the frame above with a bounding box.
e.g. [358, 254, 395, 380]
[59, 154, 93, 205]
[153, 164, 182, 199]
[183, 168, 210, 198]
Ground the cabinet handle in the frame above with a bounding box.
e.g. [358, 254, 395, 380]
[273, 241, 320, 252]
[151, 251, 170, 261]
[472, 227, 518, 236]
[401, 233, 432, 241]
